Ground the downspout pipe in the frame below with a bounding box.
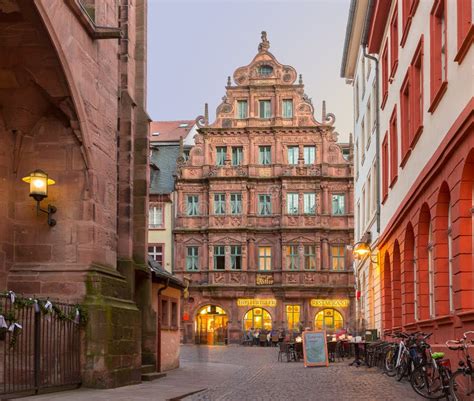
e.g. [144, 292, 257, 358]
[156, 278, 170, 373]
[362, 48, 381, 234]
[361, 0, 380, 234]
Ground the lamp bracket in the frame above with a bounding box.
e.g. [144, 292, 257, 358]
[36, 202, 57, 227]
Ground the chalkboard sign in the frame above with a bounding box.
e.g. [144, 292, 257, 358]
[302, 330, 328, 367]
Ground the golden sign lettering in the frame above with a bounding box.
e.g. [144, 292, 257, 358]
[237, 298, 277, 307]
[256, 274, 274, 285]
[310, 299, 350, 308]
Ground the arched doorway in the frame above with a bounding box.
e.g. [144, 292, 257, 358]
[243, 308, 272, 331]
[195, 305, 228, 345]
[314, 309, 344, 332]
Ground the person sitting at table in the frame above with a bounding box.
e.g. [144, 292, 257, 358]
[253, 328, 261, 346]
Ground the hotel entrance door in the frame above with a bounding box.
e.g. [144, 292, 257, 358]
[196, 305, 228, 345]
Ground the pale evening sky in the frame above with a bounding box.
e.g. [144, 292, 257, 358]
[147, 0, 353, 142]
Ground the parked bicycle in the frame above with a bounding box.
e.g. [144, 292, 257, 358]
[410, 336, 453, 400]
[446, 331, 474, 401]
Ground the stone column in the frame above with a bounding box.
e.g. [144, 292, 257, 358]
[298, 243, 304, 270]
[321, 238, 329, 270]
[321, 183, 329, 214]
[225, 245, 231, 270]
[247, 237, 255, 271]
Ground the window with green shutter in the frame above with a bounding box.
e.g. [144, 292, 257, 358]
[216, 146, 226, 165]
[186, 246, 199, 271]
[258, 194, 272, 215]
[237, 100, 248, 119]
[259, 146, 271, 165]
[287, 193, 299, 214]
[287, 146, 298, 165]
[282, 99, 293, 118]
[214, 193, 226, 215]
[259, 100, 271, 118]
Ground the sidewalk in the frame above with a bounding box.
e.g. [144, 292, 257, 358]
[12, 360, 241, 401]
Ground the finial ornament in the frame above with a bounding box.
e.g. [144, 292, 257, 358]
[227, 76, 231, 86]
[258, 31, 270, 52]
[299, 74, 303, 85]
[204, 103, 209, 125]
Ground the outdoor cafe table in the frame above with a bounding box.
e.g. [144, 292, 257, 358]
[348, 341, 371, 366]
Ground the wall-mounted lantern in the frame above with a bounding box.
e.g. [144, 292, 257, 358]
[352, 232, 379, 264]
[22, 169, 57, 227]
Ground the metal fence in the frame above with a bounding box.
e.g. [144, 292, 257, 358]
[0, 296, 81, 396]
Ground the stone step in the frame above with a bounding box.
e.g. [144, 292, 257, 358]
[141, 372, 167, 382]
[141, 364, 156, 374]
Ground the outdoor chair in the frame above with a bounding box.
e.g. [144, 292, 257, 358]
[277, 342, 297, 362]
[336, 341, 346, 361]
[271, 334, 279, 347]
[327, 341, 337, 363]
[259, 333, 267, 346]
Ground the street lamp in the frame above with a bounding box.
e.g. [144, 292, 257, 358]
[22, 169, 57, 227]
[351, 232, 379, 264]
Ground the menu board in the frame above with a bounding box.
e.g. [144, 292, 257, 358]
[302, 330, 328, 367]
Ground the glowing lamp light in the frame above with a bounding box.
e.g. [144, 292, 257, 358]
[352, 242, 371, 258]
[22, 169, 57, 227]
[22, 169, 55, 202]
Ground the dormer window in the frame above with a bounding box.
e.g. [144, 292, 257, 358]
[258, 65, 273, 76]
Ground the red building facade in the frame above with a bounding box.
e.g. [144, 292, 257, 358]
[174, 33, 355, 345]
[365, 0, 474, 347]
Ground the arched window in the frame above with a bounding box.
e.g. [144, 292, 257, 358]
[392, 241, 402, 327]
[314, 309, 344, 331]
[402, 223, 416, 324]
[428, 222, 435, 317]
[258, 65, 273, 76]
[195, 305, 228, 345]
[243, 308, 272, 331]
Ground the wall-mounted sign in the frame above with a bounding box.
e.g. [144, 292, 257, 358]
[237, 298, 277, 307]
[256, 274, 274, 285]
[310, 299, 350, 308]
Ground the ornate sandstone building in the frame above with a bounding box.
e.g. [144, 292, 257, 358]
[174, 33, 355, 345]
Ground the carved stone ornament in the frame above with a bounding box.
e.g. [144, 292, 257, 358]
[286, 273, 297, 284]
[304, 273, 315, 283]
[214, 273, 225, 283]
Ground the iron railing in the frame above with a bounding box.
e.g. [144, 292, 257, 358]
[0, 296, 81, 396]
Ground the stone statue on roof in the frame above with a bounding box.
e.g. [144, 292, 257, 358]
[258, 31, 270, 52]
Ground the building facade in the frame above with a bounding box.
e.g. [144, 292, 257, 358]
[362, 0, 473, 346]
[341, 0, 382, 336]
[148, 121, 197, 273]
[0, 0, 155, 388]
[174, 33, 355, 345]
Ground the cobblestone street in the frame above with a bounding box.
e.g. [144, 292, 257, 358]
[181, 345, 422, 401]
[15, 345, 423, 401]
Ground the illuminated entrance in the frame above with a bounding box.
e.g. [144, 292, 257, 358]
[196, 305, 228, 345]
[314, 308, 344, 332]
[243, 308, 272, 331]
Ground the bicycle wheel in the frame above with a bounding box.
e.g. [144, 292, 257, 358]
[396, 358, 408, 382]
[450, 370, 474, 401]
[411, 363, 444, 399]
[385, 347, 397, 377]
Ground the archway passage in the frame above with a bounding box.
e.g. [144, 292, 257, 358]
[243, 308, 272, 331]
[196, 305, 228, 345]
[314, 308, 344, 332]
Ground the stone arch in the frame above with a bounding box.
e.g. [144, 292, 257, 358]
[32, 1, 94, 173]
[402, 223, 416, 324]
[0, 1, 101, 292]
[382, 250, 392, 331]
[417, 203, 432, 320]
[392, 241, 402, 327]
[434, 182, 451, 316]
[456, 149, 474, 310]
